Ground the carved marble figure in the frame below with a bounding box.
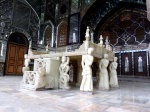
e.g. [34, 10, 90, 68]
[24, 54, 30, 67]
[109, 57, 119, 87]
[80, 48, 94, 92]
[99, 54, 109, 90]
[22, 54, 30, 84]
[59, 56, 70, 89]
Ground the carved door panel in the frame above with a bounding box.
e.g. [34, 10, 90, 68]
[115, 53, 120, 75]
[15, 46, 26, 75]
[121, 53, 132, 75]
[134, 52, 147, 76]
[6, 44, 17, 75]
[6, 44, 26, 75]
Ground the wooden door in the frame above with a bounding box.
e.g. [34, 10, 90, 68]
[134, 51, 147, 76]
[6, 44, 26, 75]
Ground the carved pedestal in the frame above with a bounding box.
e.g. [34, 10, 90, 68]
[20, 58, 61, 90]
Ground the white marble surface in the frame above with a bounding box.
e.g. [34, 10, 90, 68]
[0, 76, 150, 112]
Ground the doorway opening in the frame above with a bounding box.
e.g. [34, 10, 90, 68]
[5, 32, 29, 75]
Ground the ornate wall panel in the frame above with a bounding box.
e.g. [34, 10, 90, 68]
[26, 0, 45, 22]
[0, 0, 13, 39]
[12, 0, 30, 30]
[134, 51, 147, 76]
[39, 20, 54, 48]
[29, 10, 40, 47]
[0, 0, 40, 69]
[44, 0, 55, 23]
[80, 0, 146, 43]
[58, 0, 69, 19]
[99, 9, 150, 47]
[69, 13, 79, 44]
[44, 26, 52, 46]
[57, 22, 68, 47]
[71, 0, 80, 14]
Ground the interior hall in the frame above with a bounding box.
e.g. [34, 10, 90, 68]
[0, 0, 150, 112]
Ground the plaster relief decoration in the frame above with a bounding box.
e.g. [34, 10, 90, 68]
[34, 60, 46, 71]
[138, 56, 143, 72]
[99, 54, 109, 90]
[23, 71, 36, 85]
[59, 56, 70, 89]
[0, 0, 12, 39]
[57, 22, 68, 47]
[80, 47, 94, 92]
[109, 57, 119, 87]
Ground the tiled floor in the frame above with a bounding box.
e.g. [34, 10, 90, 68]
[0, 76, 150, 112]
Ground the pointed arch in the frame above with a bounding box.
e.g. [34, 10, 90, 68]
[57, 21, 68, 47]
[43, 25, 52, 47]
[41, 20, 54, 47]
[5, 32, 29, 75]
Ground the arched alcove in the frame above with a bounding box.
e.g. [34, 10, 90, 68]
[5, 32, 29, 75]
[44, 25, 52, 46]
[57, 21, 68, 47]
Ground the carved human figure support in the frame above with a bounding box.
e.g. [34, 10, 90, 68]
[22, 54, 30, 73]
[109, 57, 119, 87]
[22, 54, 31, 85]
[80, 48, 94, 92]
[24, 54, 30, 67]
[28, 41, 34, 55]
[59, 56, 70, 89]
[99, 54, 109, 90]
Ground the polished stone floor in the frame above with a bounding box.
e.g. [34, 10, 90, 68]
[0, 76, 150, 112]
